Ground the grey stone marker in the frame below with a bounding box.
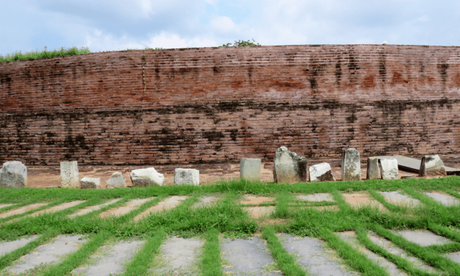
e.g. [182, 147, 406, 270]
[130, 167, 164, 187]
[367, 157, 381, 180]
[106, 172, 127, 188]
[60, 161, 79, 188]
[240, 158, 261, 181]
[81, 177, 101, 189]
[380, 158, 398, 180]
[393, 230, 450, 246]
[342, 148, 361, 181]
[0, 161, 27, 188]
[309, 162, 336, 182]
[419, 155, 447, 177]
[273, 146, 308, 183]
[174, 168, 199, 186]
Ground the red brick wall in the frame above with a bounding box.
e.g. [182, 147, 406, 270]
[1, 45, 460, 165]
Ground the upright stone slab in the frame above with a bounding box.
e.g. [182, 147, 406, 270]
[174, 168, 199, 186]
[419, 155, 447, 177]
[0, 161, 27, 188]
[240, 158, 261, 181]
[367, 157, 381, 180]
[380, 158, 398, 180]
[273, 146, 308, 183]
[130, 167, 164, 187]
[309, 163, 336, 182]
[106, 172, 127, 188]
[60, 161, 79, 188]
[342, 148, 361, 181]
[81, 177, 101, 189]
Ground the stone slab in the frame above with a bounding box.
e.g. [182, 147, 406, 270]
[73, 240, 143, 276]
[280, 234, 357, 275]
[342, 148, 361, 181]
[221, 237, 281, 275]
[81, 177, 101, 189]
[240, 158, 262, 181]
[240, 195, 275, 205]
[0, 203, 48, 219]
[424, 192, 460, 206]
[375, 155, 460, 175]
[0, 236, 39, 257]
[174, 168, 200, 186]
[29, 200, 85, 217]
[68, 199, 121, 218]
[106, 172, 127, 188]
[367, 157, 381, 180]
[379, 191, 421, 207]
[444, 252, 460, 264]
[134, 196, 187, 221]
[60, 161, 79, 188]
[130, 167, 164, 187]
[192, 196, 219, 208]
[342, 193, 386, 211]
[420, 155, 447, 177]
[244, 206, 275, 219]
[100, 198, 154, 218]
[273, 146, 308, 183]
[8, 235, 86, 274]
[309, 162, 335, 182]
[0, 161, 27, 188]
[393, 230, 451, 246]
[380, 158, 398, 180]
[296, 193, 335, 202]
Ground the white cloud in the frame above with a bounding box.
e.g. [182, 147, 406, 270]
[210, 16, 239, 34]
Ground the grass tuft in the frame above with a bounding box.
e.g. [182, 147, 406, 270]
[0, 47, 91, 63]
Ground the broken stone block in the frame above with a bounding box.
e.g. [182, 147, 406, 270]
[309, 163, 336, 182]
[342, 148, 361, 181]
[0, 161, 27, 188]
[367, 157, 381, 180]
[240, 158, 261, 181]
[60, 161, 79, 189]
[419, 155, 446, 177]
[174, 168, 199, 186]
[106, 172, 127, 188]
[130, 167, 164, 187]
[380, 158, 398, 180]
[273, 146, 308, 183]
[81, 177, 100, 189]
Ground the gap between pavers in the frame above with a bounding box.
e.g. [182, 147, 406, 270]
[392, 230, 451, 246]
[191, 195, 219, 208]
[150, 236, 203, 275]
[336, 231, 407, 276]
[0, 236, 40, 257]
[99, 198, 154, 218]
[133, 196, 188, 222]
[379, 191, 421, 207]
[26, 200, 86, 217]
[342, 193, 386, 211]
[221, 237, 282, 276]
[7, 235, 86, 274]
[424, 191, 460, 206]
[68, 198, 121, 218]
[279, 234, 358, 276]
[0, 203, 48, 219]
[72, 240, 144, 276]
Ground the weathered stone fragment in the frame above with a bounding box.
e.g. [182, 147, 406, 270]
[342, 148, 361, 181]
[309, 163, 336, 182]
[81, 177, 100, 189]
[60, 161, 79, 188]
[0, 161, 27, 188]
[130, 167, 164, 187]
[419, 155, 446, 177]
[273, 146, 308, 183]
[380, 158, 398, 180]
[106, 172, 127, 188]
[174, 168, 199, 186]
[367, 157, 381, 180]
[240, 158, 261, 181]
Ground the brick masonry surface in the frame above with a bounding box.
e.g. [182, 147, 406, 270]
[1, 45, 460, 165]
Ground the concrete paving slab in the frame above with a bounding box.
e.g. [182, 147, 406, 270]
[28, 200, 86, 217]
[280, 234, 357, 275]
[0, 236, 40, 257]
[424, 192, 460, 206]
[379, 191, 421, 207]
[191, 195, 219, 208]
[99, 198, 154, 218]
[244, 206, 275, 219]
[0, 204, 13, 210]
[240, 195, 275, 205]
[72, 240, 143, 276]
[367, 232, 438, 273]
[0, 203, 48, 219]
[444, 252, 460, 263]
[221, 237, 281, 276]
[151, 237, 203, 275]
[68, 199, 121, 218]
[133, 196, 187, 221]
[8, 235, 86, 274]
[336, 231, 407, 276]
[342, 193, 386, 211]
[296, 193, 335, 202]
[393, 230, 451, 246]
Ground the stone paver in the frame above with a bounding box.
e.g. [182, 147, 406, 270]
[240, 195, 275, 205]
[296, 193, 335, 202]
[28, 200, 86, 217]
[0, 203, 48, 219]
[68, 199, 121, 218]
[393, 230, 451, 246]
[0, 204, 13, 210]
[444, 252, 460, 264]
[73, 240, 143, 276]
[379, 191, 420, 207]
[0, 236, 39, 257]
[134, 196, 187, 221]
[244, 206, 275, 218]
[8, 235, 86, 274]
[192, 196, 219, 208]
[424, 192, 460, 206]
[100, 198, 154, 218]
[280, 234, 357, 275]
[342, 193, 386, 210]
[221, 237, 281, 275]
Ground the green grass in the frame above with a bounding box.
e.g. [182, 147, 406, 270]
[200, 228, 223, 276]
[0, 47, 91, 63]
[123, 230, 165, 276]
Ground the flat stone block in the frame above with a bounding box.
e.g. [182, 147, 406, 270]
[393, 230, 451, 246]
[379, 191, 420, 207]
[106, 172, 127, 188]
[424, 192, 460, 206]
[174, 168, 199, 186]
[296, 193, 335, 202]
[0, 161, 27, 188]
[130, 167, 164, 187]
[342, 148, 361, 181]
[367, 157, 381, 180]
[240, 158, 261, 181]
[60, 161, 79, 188]
[309, 162, 335, 182]
[0, 236, 39, 257]
[273, 146, 307, 183]
[380, 158, 398, 180]
[81, 177, 101, 189]
[420, 155, 446, 177]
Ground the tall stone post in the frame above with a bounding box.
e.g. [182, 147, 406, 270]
[60, 161, 79, 188]
[273, 146, 308, 183]
[240, 158, 261, 181]
[342, 148, 361, 181]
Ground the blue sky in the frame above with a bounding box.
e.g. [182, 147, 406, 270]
[1, 0, 459, 55]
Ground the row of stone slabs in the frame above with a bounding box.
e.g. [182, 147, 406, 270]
[1, 191, 460, 221]
[1, 229, 460, 275]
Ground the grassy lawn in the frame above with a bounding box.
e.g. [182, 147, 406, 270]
[1, 176, 460, 275]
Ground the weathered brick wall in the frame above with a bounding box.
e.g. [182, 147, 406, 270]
[1, 45, 460, 165]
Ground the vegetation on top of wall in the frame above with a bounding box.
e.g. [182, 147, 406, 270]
[0, 46, 91, 63]
[221, 39, 261, 47]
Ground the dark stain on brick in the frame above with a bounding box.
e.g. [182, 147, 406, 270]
[335, 58, 342, 86]
[379, 53, 386, 84]
[437, 62, 449, 83]
[363, 74, 376, 89]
